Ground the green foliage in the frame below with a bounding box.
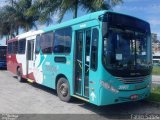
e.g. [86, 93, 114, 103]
[152, 66, 160, 75]
[27, 0, 123, 23]
[149, 93, 160, 102]
[0, 0, 40, 39]
[26, 0, 58, 25]
[0, 0, 123, 39]
[148, 86, 160, 102]
[0, 6, 14, 39]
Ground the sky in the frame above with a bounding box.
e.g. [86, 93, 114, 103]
[60, 0, 160, 40]
[0, 0, 160, 45]
[113, 0, 160, 39]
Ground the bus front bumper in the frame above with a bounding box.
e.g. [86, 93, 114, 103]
[99, 86, 150, 106]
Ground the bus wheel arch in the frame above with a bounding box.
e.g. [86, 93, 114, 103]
[56, 74, 71, 102]
[16, 66, 23, 82]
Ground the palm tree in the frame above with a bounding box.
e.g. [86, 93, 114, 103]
[0, 7, 15, 40]
[26, 0, 61, 24]
[11, 0, 39, 31]
[27, 0, 123, 23]
[0, 0, 40, 40]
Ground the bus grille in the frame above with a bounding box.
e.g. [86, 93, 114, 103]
[116, 76, 149, 84]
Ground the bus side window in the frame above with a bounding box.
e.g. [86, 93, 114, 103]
[91, 28, 99, 70]
[40, 32, 54, 54]
[53, 27, 72, 54]
[18, 39, 26, 54]
[8, 43, 12, 54]
[35, 35, 40, 54]
[12, 41, 18, 54]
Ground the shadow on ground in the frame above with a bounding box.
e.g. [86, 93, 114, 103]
[28, 82, 160, 118]
[29, 83, 82, 104]
[0, 68, 7, 70]
[11, 76, 160, 119]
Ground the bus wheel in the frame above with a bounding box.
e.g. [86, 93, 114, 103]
[57, 78, 71, 102]
[17, 68, 23, 82]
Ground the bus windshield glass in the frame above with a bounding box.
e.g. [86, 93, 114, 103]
[102, 13, 152, 77]
[103, 28, 151, 69]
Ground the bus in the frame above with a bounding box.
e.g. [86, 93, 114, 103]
[0, 45, 7, 69]
[153, 53, 160, 66]
[7, 10, 152, 106]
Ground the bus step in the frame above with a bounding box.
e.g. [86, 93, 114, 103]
[73, 95, 89, 102]
[27, 79, 34, 83]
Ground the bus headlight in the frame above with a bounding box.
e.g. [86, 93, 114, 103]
[100, 80, 119, 93]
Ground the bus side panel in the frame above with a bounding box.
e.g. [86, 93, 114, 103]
[7, 54, 20, 75]
[30, 53, 73, 91]
[27, 72, 35, 81]
[16, 54, 27, 79]
[42, 55, 73, 90]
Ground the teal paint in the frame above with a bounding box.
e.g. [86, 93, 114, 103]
[31, 10, 152, 106]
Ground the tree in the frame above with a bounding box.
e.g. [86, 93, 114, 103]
[0, 7, 15, 39]
[10, 0, 39, 32]
[27, 0, 123, 23]
[0, 0, 40, 40]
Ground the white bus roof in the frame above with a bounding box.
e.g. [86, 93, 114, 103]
[17, 30, 43, 40]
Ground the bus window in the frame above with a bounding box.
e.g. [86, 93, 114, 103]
[40, 32, 54, 54]
[53, 27, 72, 54]
[8, 43, 12, 54]
[27, 40, 34, 60]
[91, 28, 99, 70]
[18, 39, 26, 54]
[12, 41, 18, 54]
[35, 35, 40, 54]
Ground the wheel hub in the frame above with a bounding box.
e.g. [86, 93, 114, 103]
[59, 83, 68, 96]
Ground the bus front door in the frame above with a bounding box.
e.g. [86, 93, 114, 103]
[27, 39, 35, 81]
[75, 29, 91, 98]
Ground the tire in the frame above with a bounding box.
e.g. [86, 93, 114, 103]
[17, 67, 23, 82]
[57, 78, 71, 102]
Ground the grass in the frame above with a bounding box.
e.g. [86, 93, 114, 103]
[147, 85, 160, 102]
[147, 66, 160, 102]
[152, 66, 160, 75]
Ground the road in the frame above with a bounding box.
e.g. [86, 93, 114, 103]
[0, 70, 160, 119]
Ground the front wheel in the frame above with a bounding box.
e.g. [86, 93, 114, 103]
[57, 78, 71, 102]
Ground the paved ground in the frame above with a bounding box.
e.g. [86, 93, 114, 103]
[0, 70, 160, 119]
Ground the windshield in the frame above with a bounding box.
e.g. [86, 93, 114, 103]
[103, 27, 152, 77]
[102, 12, 152, 77]
[104, 27, 151, 69]
[0, 46, 7, 60]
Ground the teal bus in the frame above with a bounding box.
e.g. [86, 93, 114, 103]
[7, 10, 152, 106]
